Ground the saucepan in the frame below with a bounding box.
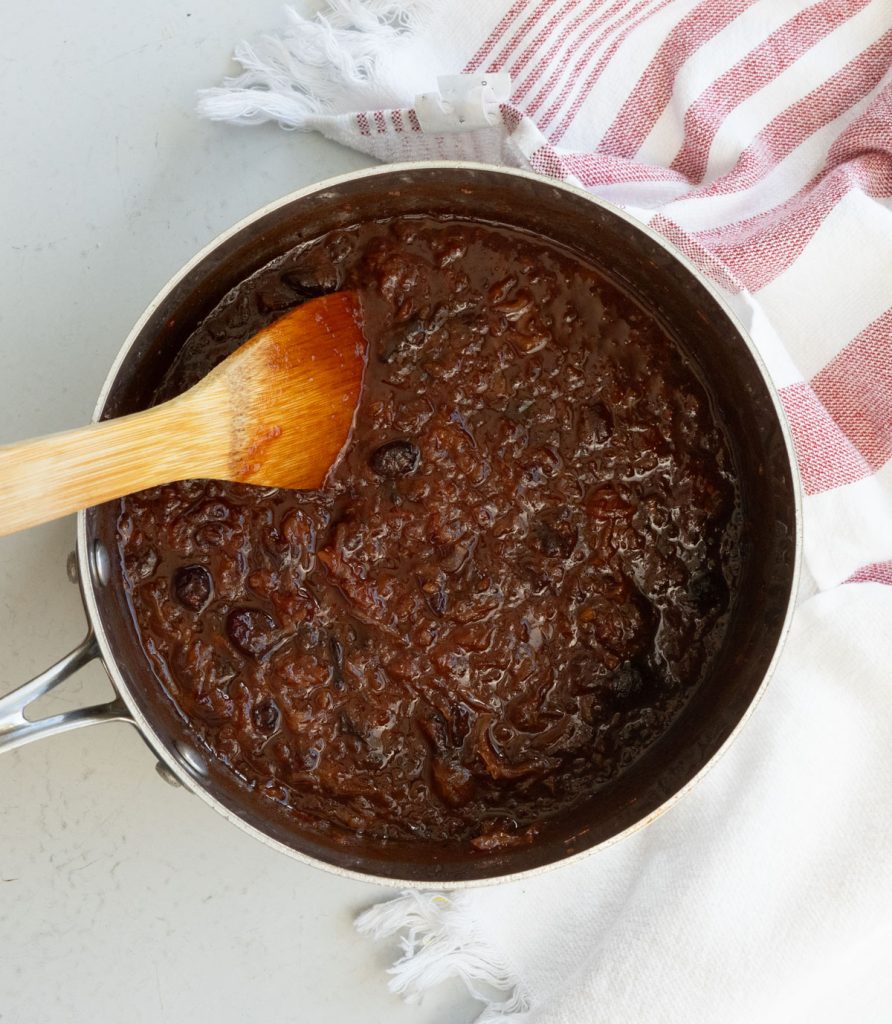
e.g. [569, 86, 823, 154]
[0, 163, 801, 886]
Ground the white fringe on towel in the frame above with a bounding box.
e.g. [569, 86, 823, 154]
[355, 891, 530, 1021]
[197, 1, 433, 130]
[195, 1, 542, 167]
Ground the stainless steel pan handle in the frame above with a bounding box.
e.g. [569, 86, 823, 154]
[0, 632, 132, 754]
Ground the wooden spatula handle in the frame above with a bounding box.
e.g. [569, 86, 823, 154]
[0, 393, 219, 536]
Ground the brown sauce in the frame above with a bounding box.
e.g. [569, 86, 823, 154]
[117, 216, 740, 851]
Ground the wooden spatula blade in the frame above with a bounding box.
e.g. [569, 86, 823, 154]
[202, 290, 367, 490]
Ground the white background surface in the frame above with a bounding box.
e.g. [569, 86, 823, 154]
[0, 2, 477, 1021]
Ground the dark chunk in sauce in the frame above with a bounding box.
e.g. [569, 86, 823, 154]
[369, 439, 421, 478]
[172, 564, 213, 612]
[117, 217, 740, 850]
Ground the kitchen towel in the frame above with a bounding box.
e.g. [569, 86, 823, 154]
[200, 2, 892, 1021]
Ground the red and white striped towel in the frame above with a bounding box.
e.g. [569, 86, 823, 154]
[201, 3, 892, 1020]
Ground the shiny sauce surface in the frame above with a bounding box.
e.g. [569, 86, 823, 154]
[118, 217, 740, 850]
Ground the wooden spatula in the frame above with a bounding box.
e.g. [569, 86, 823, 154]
[0, 291, 366, 537]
